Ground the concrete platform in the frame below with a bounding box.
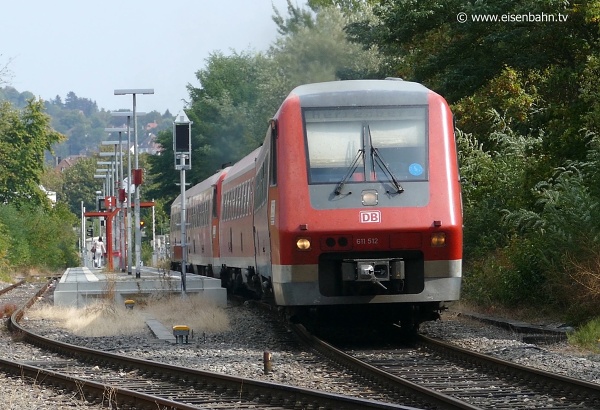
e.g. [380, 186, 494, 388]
[53, 266, 226, 308]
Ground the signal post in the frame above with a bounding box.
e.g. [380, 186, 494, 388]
[174, 111, 192, 294]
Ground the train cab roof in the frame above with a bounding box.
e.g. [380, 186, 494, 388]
[289, 79, 433, 107]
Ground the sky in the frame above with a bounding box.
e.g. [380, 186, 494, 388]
[0, 0, 295, 114]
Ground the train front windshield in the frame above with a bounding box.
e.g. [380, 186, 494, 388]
[304, 106, 428, 184]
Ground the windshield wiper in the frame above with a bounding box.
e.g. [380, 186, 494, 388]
[367, 126, 404, 194]
[334, 149, 364, 195]
[372, 148, 404, 193]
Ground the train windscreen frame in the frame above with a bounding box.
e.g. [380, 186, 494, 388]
[303, 106, 429, 185]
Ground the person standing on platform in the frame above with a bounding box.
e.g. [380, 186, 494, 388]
[93, 237, 106, 268]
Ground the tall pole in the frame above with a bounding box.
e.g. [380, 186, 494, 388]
[119, 131, 125, 272]
[151, 198, 156, 266]
[112, 143, 118, 256]
[81, 202, 86, 267]
[115, 88, 153, 278]
[180, 164, 187, 293]
[126, 116, 133, 275]
[133, 94, 142, 278]
[173, 111, 192, 295]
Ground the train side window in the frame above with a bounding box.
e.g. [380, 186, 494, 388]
[224, 191, 230, 221]
[241, 183, 246, 217]
[269, 123, 277, 186]
[244, 181, 249, 216]
[212, 186, 218, 218]
[236, 185, 241, 218]
[255, 161, 267, 211]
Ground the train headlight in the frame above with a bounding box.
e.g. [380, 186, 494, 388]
[431, 232, 446, 247]
[361, 190, 378, 206]
[296, 238, 311, 251]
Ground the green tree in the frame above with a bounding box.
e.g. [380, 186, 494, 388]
[270, 3, 383, 85]
[0, 54, 14, 87]
[347, 0, 596, 99]
[273, 0, 315, 35]
[188, 50, 272, 162]
[61, 157, 99, 214]
[147, 3, 385, 210]
[347, 0, 600, 160]
[308, 0, 378, 12]
[0, 99, 64, 207]
[145, 129, 180, 214]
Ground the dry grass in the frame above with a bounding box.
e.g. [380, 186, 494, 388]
[145, 294, 230, 333]
[2, 373, 102, 409]
[0, 302, 18, 318]
[27, 294, 230, 337]
[27, 302, 147, 337]
[568, 254, 600, 300]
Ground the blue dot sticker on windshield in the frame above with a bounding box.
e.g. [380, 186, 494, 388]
[409, 163, 423, 176]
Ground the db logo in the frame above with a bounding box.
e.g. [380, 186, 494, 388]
[360, 210, 381, 223]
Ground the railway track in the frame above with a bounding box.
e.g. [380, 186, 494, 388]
[4, 280, 600, 409]
[2, 281, 418, 410]
[292, 322, 600, 409]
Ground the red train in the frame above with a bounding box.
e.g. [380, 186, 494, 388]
[171, 79, 462, 330]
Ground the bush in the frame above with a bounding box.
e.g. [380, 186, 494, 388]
[0, 203, 79, 271]
[463, 238, 547, 308]
[567, 317, 600, 353]
[460, 125, 600, 322]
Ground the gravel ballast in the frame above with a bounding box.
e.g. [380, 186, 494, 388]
[3, 291, 599, 408]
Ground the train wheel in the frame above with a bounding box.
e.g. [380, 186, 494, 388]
[398, 305, 420, 342]
[260, 277, 274, 301]
[220, 266, 230, 290]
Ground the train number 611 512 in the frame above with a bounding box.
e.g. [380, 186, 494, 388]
[356, 238, 379, 245]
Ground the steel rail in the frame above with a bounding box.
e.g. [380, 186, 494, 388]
[290, 321, 600, 409]
[7, 284, 417, 410]
[291, 322, 482, 410]
[0, 356, 198, 410]
[420, 334, 600, 404]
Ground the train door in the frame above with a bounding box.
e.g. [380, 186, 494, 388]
[211, 169, 228, 278]
[253, 124, 275, 288]
[210, 184, 219, 277]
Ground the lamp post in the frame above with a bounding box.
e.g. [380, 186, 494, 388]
[111, 112, 145, 275]
[92, 184, 106, 241]
[81, 202, 86, 267]
[98, 152, 118, 197]
[103, 133, 127, 272]
[112, 92, 153, 278]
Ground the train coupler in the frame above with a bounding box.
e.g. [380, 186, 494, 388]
[341, 258, 404, 284]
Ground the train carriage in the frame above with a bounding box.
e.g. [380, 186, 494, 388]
[172, 79, 462, 329]
[218, 147, 261, 289]
[171, 168, 229, 276]
[261, 79, 461, 324]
